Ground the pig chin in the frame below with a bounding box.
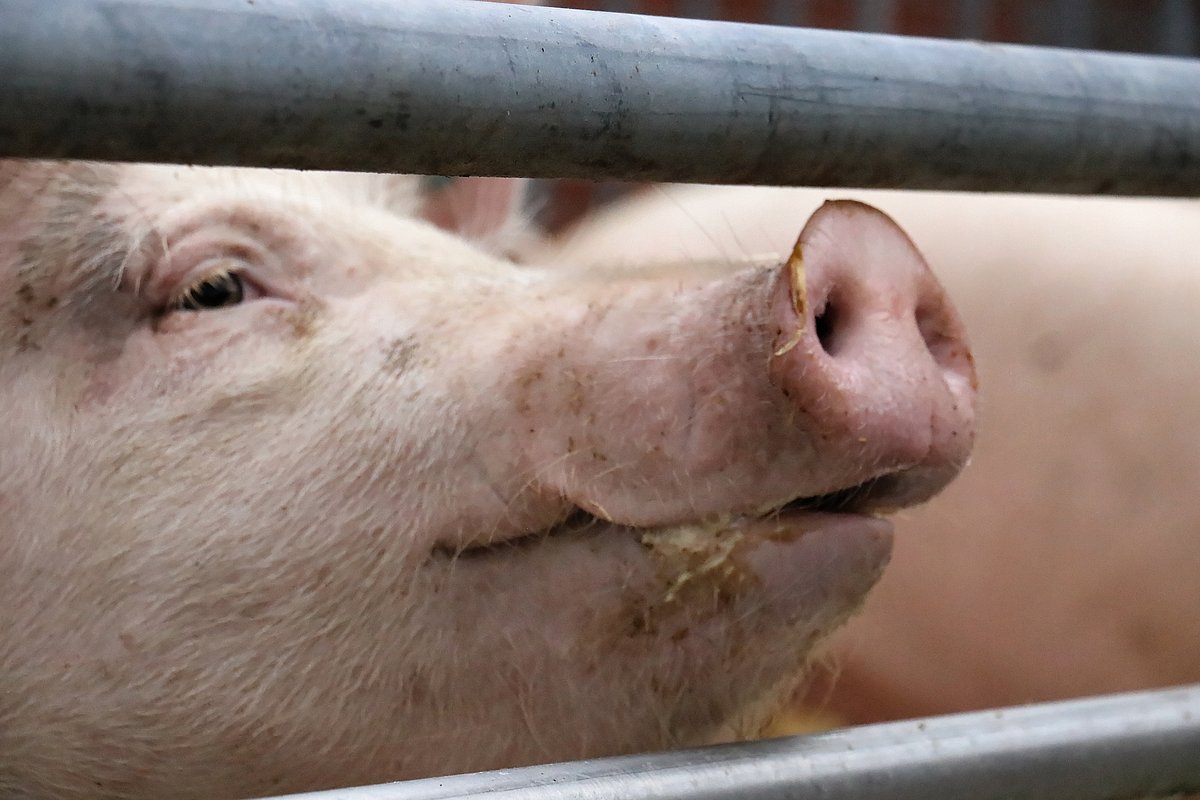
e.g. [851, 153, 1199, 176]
[428, 508, 893, 763]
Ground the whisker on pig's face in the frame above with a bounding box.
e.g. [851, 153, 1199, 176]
[0, 161, 974, 800]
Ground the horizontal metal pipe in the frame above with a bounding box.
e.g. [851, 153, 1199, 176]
[265, 684, 1200, 800]
[2, 0, 1199, 194]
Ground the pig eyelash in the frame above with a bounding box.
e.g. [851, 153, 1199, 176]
[168, 268, 246, 312]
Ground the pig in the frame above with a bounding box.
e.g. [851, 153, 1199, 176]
[0, 162, 975, 799]
[538, 184, 1200, 726]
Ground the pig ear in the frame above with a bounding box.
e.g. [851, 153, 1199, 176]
[418, 176, 531, 255]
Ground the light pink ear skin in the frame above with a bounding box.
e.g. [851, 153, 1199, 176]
[419, 176, 530, 254]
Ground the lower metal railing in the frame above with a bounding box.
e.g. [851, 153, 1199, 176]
[266, 684, 1200, 800]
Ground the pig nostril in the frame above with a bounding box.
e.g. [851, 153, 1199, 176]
[814, 296, 843, 357]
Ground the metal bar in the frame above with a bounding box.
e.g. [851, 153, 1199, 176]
[2, 1, 1200, 194]
[265, 685, 1200, 800]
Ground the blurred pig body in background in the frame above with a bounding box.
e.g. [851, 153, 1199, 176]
[0, 163, 974, 799]
[538, 186, 1200, 724]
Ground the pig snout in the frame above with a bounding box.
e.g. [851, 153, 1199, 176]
[524, 200, 977, 530]
[770, 200, 977, 511]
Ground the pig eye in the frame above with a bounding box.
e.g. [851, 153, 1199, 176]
[171, 270, 245, 312]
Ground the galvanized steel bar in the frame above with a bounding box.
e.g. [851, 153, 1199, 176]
[2, 0, 1200, 194]
[268, 684, 1200, 800]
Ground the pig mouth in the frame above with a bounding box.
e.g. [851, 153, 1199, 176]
[785, 469, 920, 515]
[438, 471, 906, 561]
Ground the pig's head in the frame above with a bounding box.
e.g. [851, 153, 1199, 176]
[0, 161, 975, 799]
